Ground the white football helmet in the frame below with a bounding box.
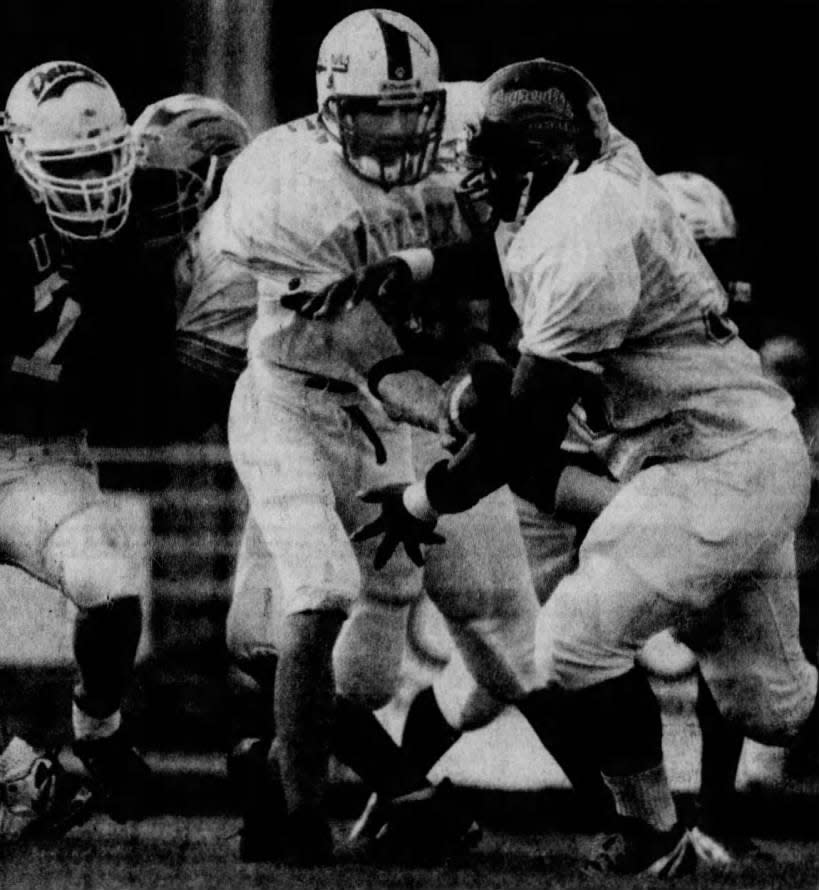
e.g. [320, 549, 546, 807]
[660, 171, 750, 303]
[659, 171, 737, 241]
[3, 61, 135, 240]
[132, 93, 252, 249]
[316, 9, 446, 188]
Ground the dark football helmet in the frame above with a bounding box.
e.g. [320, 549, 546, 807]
[457, 59, 610, 232]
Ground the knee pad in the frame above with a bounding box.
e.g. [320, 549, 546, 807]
[228, 649, 279, 695]
[332, 597, 410, 710]
[0, 461, 99, 581]
[42, 500, 144, 610]
[706, 667, 817, 746]
[226, 582, 284, 667]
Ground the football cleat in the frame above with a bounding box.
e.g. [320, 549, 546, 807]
[689, 825, 773, 870]
[228, 737, 333, 865]
[0, 737, 94, 842]
[344, 779, 482, 864]
[586, 817, 697, 877]
[73, 729, 153, 823]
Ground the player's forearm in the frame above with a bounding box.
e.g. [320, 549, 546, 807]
[402, 433, 510, 521]
[401, 354, 591, 520]
[393, 236, 504, 301]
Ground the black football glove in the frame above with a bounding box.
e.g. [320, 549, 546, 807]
[352, 483, 445, 570]
[280, 257, 414, 324]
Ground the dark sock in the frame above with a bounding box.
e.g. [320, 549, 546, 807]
[695, 669, 744, 823]
[274, 611, 341, 815]
[332, 696, 420, 798]
[577, 667, 664, 777]
[73, 596, 142, 719]
[226, 654, 278, 750]
[518, 688, 616, 826]
[401, 686, 461, 788]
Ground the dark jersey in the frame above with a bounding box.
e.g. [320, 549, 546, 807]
[0, 174, 176, 444]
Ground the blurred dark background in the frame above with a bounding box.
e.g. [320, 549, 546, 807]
[2, 0, 815, 345]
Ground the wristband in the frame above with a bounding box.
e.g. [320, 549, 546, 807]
[447, 374, 474, 437]
[393, 248, 434, 283]
[402, 480, 439, 522]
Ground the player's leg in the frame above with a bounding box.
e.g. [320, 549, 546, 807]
[228, 368, 355, 861]
[392, 437, 538, 781]
[685, 665, 756, 868]
[514, 494, 617, 826]
[228, 367, 423, 861]
[536, 427, 812, 875]
[0, 453, 150, 824]
[330, 401, 423, 711]
[399, 484, 539, 765]
[535, 571, 692, 876]
[388, 482, 615, 838]
[687, 533, 817, 866]
[226, 508, 435, 861]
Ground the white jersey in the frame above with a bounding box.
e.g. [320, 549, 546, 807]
[180, 113, 472, 386]
[506, 128, 794, 479]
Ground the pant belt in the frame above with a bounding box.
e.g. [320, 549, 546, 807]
[303, 374, 359, 396]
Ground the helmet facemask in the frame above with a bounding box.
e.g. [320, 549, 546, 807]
[456, 121, 579, 234]
[131, 94, 251, 251]
[13, 123, 135, 241]
[323, 89, 446, 188]
[131, 166, 206, 248]
[3, 62, 136, 241]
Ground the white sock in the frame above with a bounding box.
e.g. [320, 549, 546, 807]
[603, 763, 677, 832]
[73, 703, 121, 741]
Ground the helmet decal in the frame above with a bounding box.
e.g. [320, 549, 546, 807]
[27, 62, 107, 103]
[373, 12, 414, 82]
[457, 58, 609, 231]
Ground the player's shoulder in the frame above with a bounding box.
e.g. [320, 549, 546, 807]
[512, 145, 642, 272]
[226, 115, 333, 189]
[220, 114, 353, 237]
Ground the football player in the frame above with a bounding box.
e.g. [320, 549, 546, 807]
[197, 10, 542, 864]
[131, 92, 253, 440]
[514, 169, 765, 869]
[0, 59, 177, 832]
[315, 59, 817, 876]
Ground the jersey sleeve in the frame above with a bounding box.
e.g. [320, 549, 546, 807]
[216, 135, 359, 306]
[513, 177, 641, 360]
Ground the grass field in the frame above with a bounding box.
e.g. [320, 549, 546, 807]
[1, 809, 817, 890]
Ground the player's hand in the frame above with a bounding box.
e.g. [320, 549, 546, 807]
[352, 483, 445, 570]
[281, 257, 414, 322]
